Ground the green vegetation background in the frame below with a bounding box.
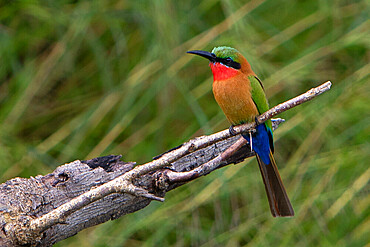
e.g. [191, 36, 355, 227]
[0, 0, 368, 246]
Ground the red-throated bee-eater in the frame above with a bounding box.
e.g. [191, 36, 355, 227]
[187, 46, 294, 217]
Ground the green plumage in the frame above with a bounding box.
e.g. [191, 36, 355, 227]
[249, 75, 274, 152]
[249, 76, 273, 131]
[211, 46, 241, 63]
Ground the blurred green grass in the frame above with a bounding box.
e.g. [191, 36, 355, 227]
[0, 0, 369, 246]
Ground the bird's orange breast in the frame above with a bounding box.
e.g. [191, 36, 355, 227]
[212, 73, 258, 125]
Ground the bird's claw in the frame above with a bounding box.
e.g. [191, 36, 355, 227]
[255, 116, 261, 126]
[229, 125, 237, 136]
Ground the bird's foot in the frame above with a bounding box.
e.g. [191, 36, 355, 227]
[229, 125, 237, 136]
[255, 116, 261, 126]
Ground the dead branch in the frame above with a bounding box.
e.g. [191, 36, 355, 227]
[0, 81, 331, 246]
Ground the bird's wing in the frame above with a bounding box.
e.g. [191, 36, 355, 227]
[249, 75, 274, 152]
[249, 76, 269, 116]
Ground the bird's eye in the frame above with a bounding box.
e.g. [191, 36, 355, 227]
[220, 57, 241, 69]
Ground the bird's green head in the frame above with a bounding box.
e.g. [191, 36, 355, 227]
[211, 46, 242, 65]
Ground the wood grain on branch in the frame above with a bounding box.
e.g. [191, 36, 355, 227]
[0, 81, 331, 246]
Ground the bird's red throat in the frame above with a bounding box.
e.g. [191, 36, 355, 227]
[209, 62, 239, 81]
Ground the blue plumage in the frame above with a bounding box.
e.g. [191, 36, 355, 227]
[242, 124, 271, 164]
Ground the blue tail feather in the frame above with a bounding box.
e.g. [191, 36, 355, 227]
[242, 124, 271, 164]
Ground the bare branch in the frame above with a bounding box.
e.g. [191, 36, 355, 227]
[0, 81, 332, 246]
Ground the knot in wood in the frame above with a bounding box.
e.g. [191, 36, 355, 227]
[154, 171, 170, 191]
[188, 143, 196, 152]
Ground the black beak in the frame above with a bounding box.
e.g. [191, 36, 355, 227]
[187, 50, 217, 62]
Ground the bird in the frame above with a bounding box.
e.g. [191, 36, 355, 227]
[187, 46, 294, 217]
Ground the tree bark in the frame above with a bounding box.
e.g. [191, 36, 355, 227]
[0, 135, 250, 246]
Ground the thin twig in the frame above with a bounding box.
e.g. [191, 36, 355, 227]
[233, 81, 332, 133]
[166, 137, 248, 182]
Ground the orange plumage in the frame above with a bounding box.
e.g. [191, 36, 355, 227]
[212, 71, 258, 125]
